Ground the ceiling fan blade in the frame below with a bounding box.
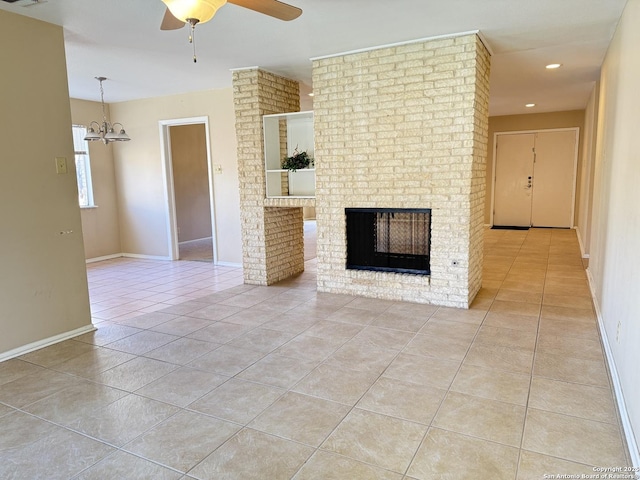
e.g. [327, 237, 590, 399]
[160, 7, 185, 30]
[228, 0, 302, 21]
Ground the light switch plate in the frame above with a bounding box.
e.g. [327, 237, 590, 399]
[55, 157, 67, 174]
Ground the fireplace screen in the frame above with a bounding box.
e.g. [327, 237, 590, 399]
[346, 208, 431, 275]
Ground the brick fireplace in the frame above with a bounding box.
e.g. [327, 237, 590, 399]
[313, 33, 490, 308]
[232, 32, 491, 308]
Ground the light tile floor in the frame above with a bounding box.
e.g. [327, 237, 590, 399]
[0, 228, 633, 479]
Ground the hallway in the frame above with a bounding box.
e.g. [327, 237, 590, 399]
[0, 228, 631, 479]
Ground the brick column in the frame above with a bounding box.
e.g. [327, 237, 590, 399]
[467, 36, 491, 305]
[232, 68, 303, 285]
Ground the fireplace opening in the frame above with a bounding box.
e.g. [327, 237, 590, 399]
[346, 208, 431, 275]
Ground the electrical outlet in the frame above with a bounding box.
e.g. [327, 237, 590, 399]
[213, 164, 222, 174]
[55, 156, 67, 174]
[616, 321, 621, 343]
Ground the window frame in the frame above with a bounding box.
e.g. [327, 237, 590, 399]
[72, 125, 96, 208]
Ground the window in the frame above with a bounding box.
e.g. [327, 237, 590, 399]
[72, 125, 95, 207]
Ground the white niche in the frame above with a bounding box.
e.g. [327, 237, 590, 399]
[263, 111, 314, 198]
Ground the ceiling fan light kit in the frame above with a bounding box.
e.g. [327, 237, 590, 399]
[161, 0, 227, 25]
[84, 77, 131, 145]
[159, 0, 302, 62]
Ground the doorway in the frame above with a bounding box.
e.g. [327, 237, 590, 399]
[159, 117, 218, 262]
[492, 128, 578, 228]
[170, 124, 212, 261]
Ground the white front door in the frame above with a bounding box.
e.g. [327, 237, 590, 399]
[494, 133, 535, 227]
[530, 130, 577, 228]
[493, 129, 578, 228]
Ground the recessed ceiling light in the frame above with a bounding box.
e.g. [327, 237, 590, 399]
[525, 103, 536, 108]
[546, 63, 562, 69]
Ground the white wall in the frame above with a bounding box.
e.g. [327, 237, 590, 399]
[70, 98, 123, 260]
[576, 85, 599, 257]
[588, 0, 640, 462]
[109, 89, 242, 264]
[0, 10, 92, 357]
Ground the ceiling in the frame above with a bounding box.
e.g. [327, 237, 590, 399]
[0, 0, 628, 116]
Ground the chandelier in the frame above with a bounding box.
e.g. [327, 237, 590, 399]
[84, 77, 131, 144]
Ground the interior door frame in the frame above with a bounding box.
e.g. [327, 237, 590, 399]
[159, 116, 218, 262]
[491, 127, 580, 227]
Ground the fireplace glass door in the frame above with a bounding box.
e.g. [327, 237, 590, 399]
[346, 208, 431, 275]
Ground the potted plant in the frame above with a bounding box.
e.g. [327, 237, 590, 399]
[282, 147, 314, 172]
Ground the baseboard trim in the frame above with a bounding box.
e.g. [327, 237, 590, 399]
[215, 261, 242, 268]
[574, 227, 590, 259]
[0, 324, 96, 362]
[86, 252, 238, 265]
[179, 237, 212, 246]
[86, 253, 123, 264]
[122, 253, 172, 261]
[586, 268, 640, 467]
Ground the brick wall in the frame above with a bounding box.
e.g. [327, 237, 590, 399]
[264, 207, 304, 284]
[468, 36, 491, 304]
[232, 68, 305, 285]
[279, 119, 289, 195]
[313, 34, 491, 307]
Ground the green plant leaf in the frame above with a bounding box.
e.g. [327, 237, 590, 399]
[282, 149, 313, 172]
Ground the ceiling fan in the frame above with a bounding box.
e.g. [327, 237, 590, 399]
[160, 0, 302, 62]
[160, 0, 301, 30]
[0, 0, 48, 7]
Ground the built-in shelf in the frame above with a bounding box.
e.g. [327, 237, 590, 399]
[263, 111, 314, 199]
